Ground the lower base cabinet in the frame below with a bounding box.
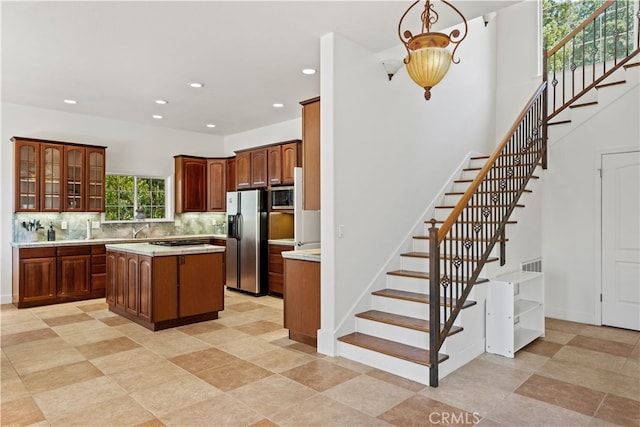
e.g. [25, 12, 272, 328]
[268, 244, 290, 296]
[106, 250, 224, 330]
[284, 258, 320, 346]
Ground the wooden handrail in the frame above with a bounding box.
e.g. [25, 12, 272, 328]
[437, 81, 547, 243]
[546, 0, 615, 56]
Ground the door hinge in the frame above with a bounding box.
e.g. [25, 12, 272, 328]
[179, 255, 185, 265]
[600, 293, 602, 302]
[598, 168, 603, 178]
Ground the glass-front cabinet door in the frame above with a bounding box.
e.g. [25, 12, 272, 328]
[65, 146, 85, 211]
[87, 148, 105, 212]
[41, 144, 62, 212]
[15, 140, 40, 212]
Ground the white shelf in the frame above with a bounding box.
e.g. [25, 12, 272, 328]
[486, 270, 545, 358]
[514, 327, 544, 352]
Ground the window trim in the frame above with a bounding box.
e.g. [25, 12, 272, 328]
[101, 173, 174, 223]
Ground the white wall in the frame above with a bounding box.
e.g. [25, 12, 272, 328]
[1, 103, 225, 303]
[543, 86, 640, 324]
[318, 16, 498, 354]
[224, 118, 301, 155]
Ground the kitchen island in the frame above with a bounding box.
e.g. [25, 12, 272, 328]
[105, 242, 225, 331]
[282, 248, 320, 346]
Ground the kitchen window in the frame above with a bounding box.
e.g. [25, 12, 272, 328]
[104, 174, 169, 221]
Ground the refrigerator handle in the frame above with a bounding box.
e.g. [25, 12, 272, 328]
[237, 213, 242, 240]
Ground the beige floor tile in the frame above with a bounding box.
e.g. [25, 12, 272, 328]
[521, 338, 563, 357]
[22, 360, 104, 394]
[215, 335, 282, 359]
[1, 376, 31, 402]
[194, 327, 252, 346]
[76, 301, 109, 313]
[622, 357, 640, 379]
[250, 419, 279, 427]
[420, 370, 510, 416]
[169, 347, 239, 374]
[477, 351, 549, 373]
[281, 359, 360, 392]
[568, 334, 636, 357]
[108, 359, 191, 393]
[0, 396, 45, 426]
[133, 328, 210, 358]
[1, 327, 58, 347]
[53, 319, 125, 346]
[594, 393, 640, 426]
[486, 393, 592, 426]
[175, 319, 227, 336]
[324, 356, 375, 374]
[1, 306, 40, 324]
[133, 417, 166, 427]
[228, 375, 316, 417]
[255, 327, 290, 342]
[579, 325, 640, 346]
[545, 318, 588, 334]
[91, 347, 166, 375]
[195, 359, 275, 392]
[366, 369, 427, 392]
[323, 374, 414, 417]
[99, 314, 134, 325]
[130, 375, 221, 417]
[33, 375, 127, 421]
[541, 328, 577, 345]
[235, 319, 283, 336]
[49, 395, 155, 427]
[552, 344, 627, 374]
[272, 394, 389, 427]
[43, 312, 94, 327]
[378, 394, 480, 426]
[75, 335, 141, 359]
[515, 374, 606, 416]
[159, 394, 263, 427]
[226, 301, 266, 312]
[246, 346, 316, 373]
[3, 336, 86, 376]
[31, 304, 84, 319]
[0, 318, 50, 335]
[451, 358, 531, 393]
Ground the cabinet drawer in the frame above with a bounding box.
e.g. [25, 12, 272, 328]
[268, 272, 283, 294]
[57, 246, 91, 256]
[268, 254, 284, 274]
[92, 264, 106, 274]
[91, 245, 106, 255]
[92, 254, 106, 266]
[19, 247, 57, 259]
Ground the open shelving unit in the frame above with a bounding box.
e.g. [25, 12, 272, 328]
[486, 270, 544, 358]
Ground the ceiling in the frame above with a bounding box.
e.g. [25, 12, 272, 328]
[1, 1, 518, 136]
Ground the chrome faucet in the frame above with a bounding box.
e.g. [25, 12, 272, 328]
[132, 224, 149, 238]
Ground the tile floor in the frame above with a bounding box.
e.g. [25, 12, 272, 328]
[1, 290, 639, 426]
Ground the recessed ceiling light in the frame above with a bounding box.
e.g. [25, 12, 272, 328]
[188, 82, 204, 88]
[155, 99, 168, 105]
[206, 124, 216, 128]
[302, 68, 317, 75]
[152, 115, 163, 119]
[63, 99, 77, 104]
[273, 103, 284, 108]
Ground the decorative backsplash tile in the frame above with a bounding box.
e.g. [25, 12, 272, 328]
[12, 212, 227, 242]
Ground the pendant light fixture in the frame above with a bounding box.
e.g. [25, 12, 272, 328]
[398, 0, 468, 101]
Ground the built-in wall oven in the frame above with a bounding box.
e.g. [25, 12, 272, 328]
[270, 186, 294, 210]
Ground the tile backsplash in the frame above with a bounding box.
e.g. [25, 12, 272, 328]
[13, 212, 227, 242]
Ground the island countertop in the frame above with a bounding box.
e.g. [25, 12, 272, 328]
[105, 242, 225, 257]
[282, 248, 320, 262]
[11, 234, 226, 249]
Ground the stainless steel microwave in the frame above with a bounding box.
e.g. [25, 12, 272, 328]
[270, 186, 294, 210]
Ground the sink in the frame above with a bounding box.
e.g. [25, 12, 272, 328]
[149, 240, 206, 247]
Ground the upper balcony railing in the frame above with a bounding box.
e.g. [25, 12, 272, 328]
[546, 0, 640, 119]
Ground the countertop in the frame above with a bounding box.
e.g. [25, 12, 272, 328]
[268, 239, 295, 246]
[11, 234, 227, 249]
[105, 242, 225, 257]
[282, 248, 320, 262]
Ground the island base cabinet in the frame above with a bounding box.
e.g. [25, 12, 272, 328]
[284, 258, 320, 347]
[106, 250, 223, 331]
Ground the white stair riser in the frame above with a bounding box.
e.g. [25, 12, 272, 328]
[337, 341, 432, 385]
[387, 273, 479, 297]
[355, 317, 430, 350]
[371, 295, 464, 326]
[399, 256, 491, 279]
[443, 194, 463, 205]
[461, 169, 481, 180]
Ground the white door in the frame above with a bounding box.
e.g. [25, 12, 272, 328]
[602, 151, 640, 330]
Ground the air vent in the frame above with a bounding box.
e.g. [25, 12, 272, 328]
[521, 258, 542, 273]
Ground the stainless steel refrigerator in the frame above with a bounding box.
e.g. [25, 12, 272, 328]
[226, 190, 267, 296]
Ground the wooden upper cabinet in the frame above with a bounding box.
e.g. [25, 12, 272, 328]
[14, 139, 40, 212]
[41, 143, 62, 212]
[174, 156, 207, 213]
[13, 137, 106, 213]
[86, 147, 106, 212]
[301, 97, 320, 210]
[207, 159, 227, 212]
[236, 151, 251, 189]
[64, 146, 86, 212]
[227, 157, 236, 192]
[250, 149, 268, 188]
[268, 145, 283, 186]
[281, 142, 300, 185]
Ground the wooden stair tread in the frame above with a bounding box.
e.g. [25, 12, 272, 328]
[454, 176, 539, 183]
[429, 220, 517, 225]
[596, 80, 626, 89]
[548, 120, 571, 126]
[623, 62, 640, 69]
[356, 310, 463, 336]
[445, 190, 532, 195]
[401, 251, 499, 263]
[470, 155, 490, 160]
[387, 269, 489, 285]
[569, 101, 598, 109]
[435, 204, 524, 208]
[338, 332, 448, 367]
[372, 288, 477, 308]
[413, 235, 509, 243]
